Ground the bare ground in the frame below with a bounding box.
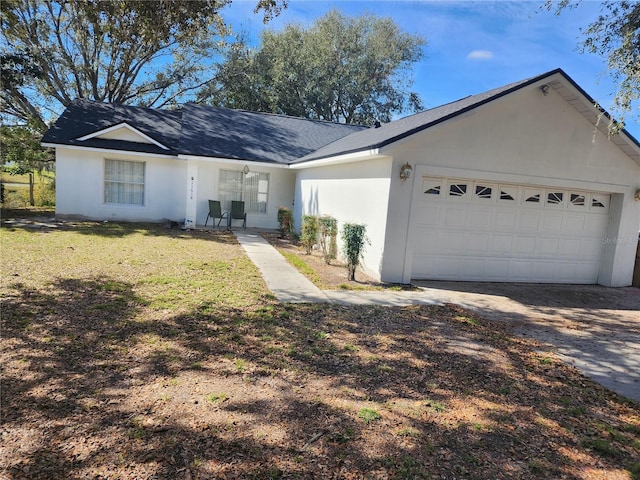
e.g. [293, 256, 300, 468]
[1, 216, 639, 480]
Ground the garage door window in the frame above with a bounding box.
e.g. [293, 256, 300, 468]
[570, 194, 586, 207]
[423, 179, 441, 195]
[449, 183, 467, 197]
[547, 192, 564, 205]
[475, 185, 493, 199]
[591, 195, 608, 210]
[499, 186, 517, 201]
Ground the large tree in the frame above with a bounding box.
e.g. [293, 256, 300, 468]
[549, 1, 639, 129]
[0, 0, 285, 130]
[200, 10, 426, 124]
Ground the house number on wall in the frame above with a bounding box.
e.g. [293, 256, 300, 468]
[190, 176, 194, 200]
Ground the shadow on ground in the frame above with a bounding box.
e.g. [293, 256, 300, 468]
[2, 275, 639, 479]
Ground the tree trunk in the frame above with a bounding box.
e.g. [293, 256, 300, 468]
[29, 173, 35, 206]
[347, 264, 356, 281]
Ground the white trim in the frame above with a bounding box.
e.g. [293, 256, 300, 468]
[76, 122, 169, 150]
[41, 143, 178, 160]
[415, 164, 633, 193]
[289, 148, 385, 169]
[177, 154, 290, 169]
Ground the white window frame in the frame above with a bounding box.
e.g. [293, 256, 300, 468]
[104, 159, 145, 206]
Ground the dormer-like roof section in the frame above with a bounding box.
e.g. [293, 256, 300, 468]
[41, 99, 183, 155]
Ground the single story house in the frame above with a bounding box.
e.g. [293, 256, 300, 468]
[42, 68, 640, 287]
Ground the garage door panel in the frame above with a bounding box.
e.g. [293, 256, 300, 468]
[559, 238, 579, 257]
[468, 209, 491, 228]
[490, 235, 513, 253]
[531, 261, 557, 282]
[510, 260, 533, 281]
[585, 216, 609, 236]
[485, 259, 509, 279]
[514, 236, 536, 255]
[542, 214, 563, 231]
[496, 211, 516, 229]
[539, 237, 560, 256]
[518, 211, 540, 231]
[444, 207, 466, 226]
[411, 177, 609, 283]
[581, 238, 604, 257]
[564, 214, 586, 234]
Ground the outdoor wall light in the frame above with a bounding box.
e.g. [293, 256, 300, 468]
[635, 189, 640, 201]
[399, 162, 413, 181]
[243, 164, 250, 175]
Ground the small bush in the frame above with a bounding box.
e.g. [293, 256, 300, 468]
[277, 207, 294, 240]
[318, 215, 337, 264]
[300, 215, 318, 254]
[341, 223, 369, 281]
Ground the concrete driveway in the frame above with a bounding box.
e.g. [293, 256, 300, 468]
[412, 282, 640, 402]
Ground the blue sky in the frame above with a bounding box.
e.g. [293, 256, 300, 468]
[221, 0, 639, 139]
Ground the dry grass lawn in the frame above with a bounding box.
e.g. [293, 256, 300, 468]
[1, 209, 639, 480]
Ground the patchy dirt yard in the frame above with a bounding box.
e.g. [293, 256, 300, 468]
[1, 212, 639, 479]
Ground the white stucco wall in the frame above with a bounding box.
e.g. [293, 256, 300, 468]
[294, 157, 393, 280]
[195, 161, 296, 229]
[55, 147, 186, 222]
[381, 82, 640, 286]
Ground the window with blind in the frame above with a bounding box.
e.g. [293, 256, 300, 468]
[104, 159, 145, 205]
[219, 170, 269, 214]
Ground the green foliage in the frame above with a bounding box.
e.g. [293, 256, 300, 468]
[300, 215, 318, 255]
[317, 216, 338, 265]
[0, 124, 53, 172]
[357, 407, 381, 423]
[1, 0, 286, 126]
[341, 223, 368, 281]
[548, 1, 639, 129]
[1, 170, 55, 207]
[276, 207, 294, 239]
[201, 9, 425, 124]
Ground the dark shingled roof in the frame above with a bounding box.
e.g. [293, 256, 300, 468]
[41, 69, 640, 165]
[178, 104, 366, 164]
[41, 99, 183, 154]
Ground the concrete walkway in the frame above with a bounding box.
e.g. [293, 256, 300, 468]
[234, 230, 640, 402]
[234, 230, 330, 303]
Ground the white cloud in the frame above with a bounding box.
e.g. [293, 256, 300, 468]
[467, 50, 494, 60]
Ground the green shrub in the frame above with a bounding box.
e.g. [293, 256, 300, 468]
[341, 223, 369, 281]
[277, 207, 294, 240]
[317, 215, 337, 264]
[300, 215, 318, 254]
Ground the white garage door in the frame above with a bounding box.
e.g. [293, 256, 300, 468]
[411, 177, 611, 283]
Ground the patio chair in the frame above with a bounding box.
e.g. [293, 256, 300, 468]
[204, 200, 228, 228]
[229, 200, 247, 229]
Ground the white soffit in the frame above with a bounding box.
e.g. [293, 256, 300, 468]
[76, 122, 169, 150]
[548, 78, 640, 167]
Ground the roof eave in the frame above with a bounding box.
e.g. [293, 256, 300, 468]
[177, 154, 290, 169]
[289, 148, 385, 169]
[41, 142, 178, 159]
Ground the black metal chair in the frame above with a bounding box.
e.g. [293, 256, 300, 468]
[229, 200, 247, 229]
[204, 200, 228, 227]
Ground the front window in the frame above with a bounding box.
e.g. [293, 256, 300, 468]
[219, 169, 269, 214]
[104, 159, 144, 205]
